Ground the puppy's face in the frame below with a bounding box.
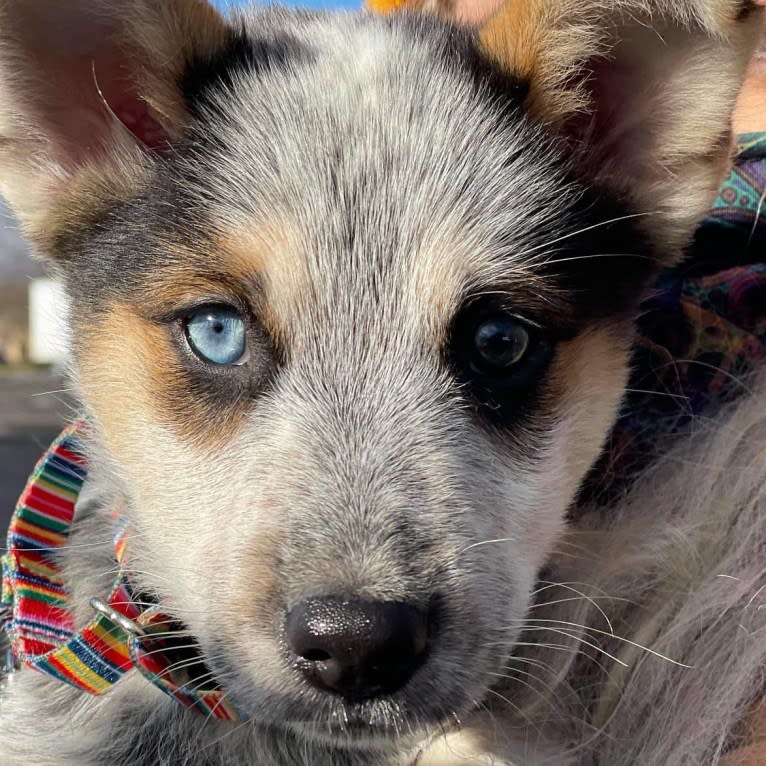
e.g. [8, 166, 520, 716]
[72, 18, 645, 738]
[0, 0, 760, 751]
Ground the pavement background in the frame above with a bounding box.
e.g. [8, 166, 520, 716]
[0, 371, 72, 535]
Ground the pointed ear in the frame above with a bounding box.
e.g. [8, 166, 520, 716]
[0, 0, 227, 251]
[479, 1, 764, 247]
[377, 0, 764, 253]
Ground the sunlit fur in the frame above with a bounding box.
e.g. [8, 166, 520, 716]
[418, 370, 766, 765]
[0, 1, 763, 764]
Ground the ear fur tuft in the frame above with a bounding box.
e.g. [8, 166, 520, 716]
[0, 0, 227, 252]
[374, 0, 764, 255]
[367, 0, 412, 14]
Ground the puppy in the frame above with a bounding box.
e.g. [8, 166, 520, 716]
[0, 1, 762, 764]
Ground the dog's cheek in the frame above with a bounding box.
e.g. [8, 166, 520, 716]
[75, 304, 179, 481]
[550, 324, 633, 482]
[439, 323, 632, 651]
[490, 325, 631, 575]
[74, 304, 258, 576]
[75, 302, 250, 453]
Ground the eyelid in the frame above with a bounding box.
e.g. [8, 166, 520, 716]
[463, 296, 547, 333]
[149, 297, 249, 326]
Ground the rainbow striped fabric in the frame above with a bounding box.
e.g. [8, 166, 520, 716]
[2, 423, 239, 721]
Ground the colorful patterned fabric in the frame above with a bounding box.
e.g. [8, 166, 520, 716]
[1, 424, 239, 720]
[2, 425, 86, 660]
[584, 132, 766, 504]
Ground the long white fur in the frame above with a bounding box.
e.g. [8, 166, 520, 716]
[420, 370, 766, 764]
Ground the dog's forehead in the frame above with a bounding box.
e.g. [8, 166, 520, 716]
[170, 12, 569, 335]
[72, 12, 648, 350]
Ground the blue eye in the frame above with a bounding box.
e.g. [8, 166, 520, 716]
[184, 306, 247, 366]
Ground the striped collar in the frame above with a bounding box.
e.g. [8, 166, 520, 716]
[1, 422, 239, 721]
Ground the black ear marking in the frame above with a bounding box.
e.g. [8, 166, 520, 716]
[391, 15, 529, 112]
[443, 24, 531, 108]
[182, 28, 313, 115]
[736, 0, 759, 21]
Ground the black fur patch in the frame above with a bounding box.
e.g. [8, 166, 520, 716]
[182, 27, 312, 115]
[736, 0, 759, 22]
[395, 15, 530, 112]
[536, 183, 657, 326]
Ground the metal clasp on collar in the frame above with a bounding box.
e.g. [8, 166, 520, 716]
[0, 603, 19, 675]
[89, 597, 147, 638]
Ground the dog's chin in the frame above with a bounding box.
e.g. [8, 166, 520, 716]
[283, 712, 431, 749]
[212, 640, 517, 752]
[225, 683, 472, 746]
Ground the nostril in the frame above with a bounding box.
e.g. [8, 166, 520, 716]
[302, 649, 331, 662]
[285, 597, 429, 702]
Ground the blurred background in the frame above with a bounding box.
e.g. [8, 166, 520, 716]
[0, 201, 72, 531]
[0, 0, 358, 533]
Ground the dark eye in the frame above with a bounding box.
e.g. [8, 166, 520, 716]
[471, 315, 531, 375]
[184, 305, 247, 366]
[450, 302, 556, 425]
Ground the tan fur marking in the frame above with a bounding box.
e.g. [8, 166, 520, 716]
[479, 0, 570, 121]
[228, 521, 284, 629]
[720, 701, 766, 766]
[216, 221, 308, 347]
[136, 237, 262, 314]
[548, 323, 633, 487]
[78, 303, 251, 454]
[39, 157, 152, 254]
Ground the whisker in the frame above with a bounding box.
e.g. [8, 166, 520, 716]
[490, 667, 570, 715]
[30, 388, 78, 397]
[137, 644, 209, 666]
[199, 715, 254, 752]
[515, 212, 658, 260]
[748, 184, 766, 246]
[623, 388, 690, 400]
[532, 580, 616, 634]
[485, 688, 541, 733]
[503, 641, 612, 675]
[457, 537, 515, 556]
[657, 358, 754, 396]
[203, 689, 235, 725]
[528, 595, 634, 611]
[520, 618, 694, 667]
[536, 252, 652, 268]
[512, 626, 630, 668]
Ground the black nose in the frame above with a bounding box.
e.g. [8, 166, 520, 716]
[285, 597, 429, 702]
